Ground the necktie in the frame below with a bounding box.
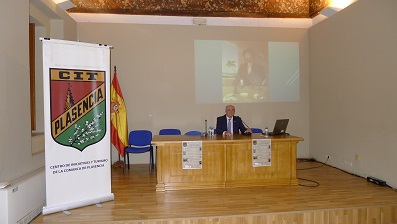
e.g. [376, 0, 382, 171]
[227, 119, 231, 132]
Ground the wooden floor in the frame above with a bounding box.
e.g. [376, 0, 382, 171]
[32, 161, 397, 224]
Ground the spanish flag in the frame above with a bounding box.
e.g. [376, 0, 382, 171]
[110, 67, 128, 157]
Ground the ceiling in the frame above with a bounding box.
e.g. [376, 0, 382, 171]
[66, 0, 333, 19]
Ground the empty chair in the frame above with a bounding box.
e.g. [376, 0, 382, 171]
[159, 128, 181, 135]
[124, 130, 154, 174]
[250, 128, 263, 133]
[185, 130, 202, 135]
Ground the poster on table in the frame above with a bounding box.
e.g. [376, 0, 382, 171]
[182, 141, 203, 169]
[252, 139, 272, 167]
[41, 38, 114, 215]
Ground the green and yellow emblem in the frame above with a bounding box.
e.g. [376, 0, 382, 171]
[50, 68, 106, 151]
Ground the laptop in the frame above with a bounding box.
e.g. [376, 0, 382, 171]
[266, 119, 289, 136]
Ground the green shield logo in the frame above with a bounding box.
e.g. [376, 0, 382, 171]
[50, 68, 106, 152]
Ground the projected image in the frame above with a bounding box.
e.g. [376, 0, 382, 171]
[195, 40, 299, 104]
[222, 42, 268, 103]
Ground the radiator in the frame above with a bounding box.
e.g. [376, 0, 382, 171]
[0, 167, 45, 224]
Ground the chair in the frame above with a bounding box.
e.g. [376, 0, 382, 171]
[124, 130, 154, 174]
[185, 130, 202, 135]
[159, 128, 181, 135]
[250, 128, 263, 133]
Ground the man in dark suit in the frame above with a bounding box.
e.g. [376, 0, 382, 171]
[233, 48, 266, 87]
[216, 105, 252, 136]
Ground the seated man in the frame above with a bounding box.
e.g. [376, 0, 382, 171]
[216, 105, 252, 136]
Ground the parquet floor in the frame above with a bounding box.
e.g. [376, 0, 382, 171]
[31, 161, 397, 224]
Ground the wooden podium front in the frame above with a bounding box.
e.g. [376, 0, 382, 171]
[152, 134, 303, 192]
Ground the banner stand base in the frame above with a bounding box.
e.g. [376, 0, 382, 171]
[43, 194, 114, 215]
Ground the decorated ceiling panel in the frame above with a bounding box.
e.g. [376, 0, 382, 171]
[68, 0, 331, 18]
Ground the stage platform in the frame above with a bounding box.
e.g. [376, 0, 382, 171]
[32, 161, 397, 224]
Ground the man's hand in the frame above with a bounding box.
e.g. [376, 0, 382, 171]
[224, 131, 233, 136]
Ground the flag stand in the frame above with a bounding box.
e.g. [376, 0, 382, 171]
[112, 153, 124, 168]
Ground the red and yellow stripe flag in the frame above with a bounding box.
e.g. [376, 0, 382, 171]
[110, 68, 128, 157]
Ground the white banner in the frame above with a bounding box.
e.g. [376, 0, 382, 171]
[182, 141, 203, 169]
[252, 139, 271, 167]
[41, 39, 113, 215]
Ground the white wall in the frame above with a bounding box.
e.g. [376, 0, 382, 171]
[0, 0, 41, 185]
[309, 0, 397, 188]
[76, 23, 311, 164]
[0, 0, 76, 185]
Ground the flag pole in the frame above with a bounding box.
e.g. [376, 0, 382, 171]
[112, 65, 126, 169]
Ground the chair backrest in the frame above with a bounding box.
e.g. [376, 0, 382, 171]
[159, 128, 181, 135]
[185, 131, 202, 135]
[129, 130, 152, 146]
[251, 128, 263, 133]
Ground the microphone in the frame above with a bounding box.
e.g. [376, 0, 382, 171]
[237, 116, 252, 135]
[237, 116, 250, 128]
[204, 119, 208, 136]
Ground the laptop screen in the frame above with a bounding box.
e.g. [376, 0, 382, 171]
[270, 119, 289, 135]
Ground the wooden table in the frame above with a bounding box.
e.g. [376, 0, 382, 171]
[152, 134, 304, 191]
